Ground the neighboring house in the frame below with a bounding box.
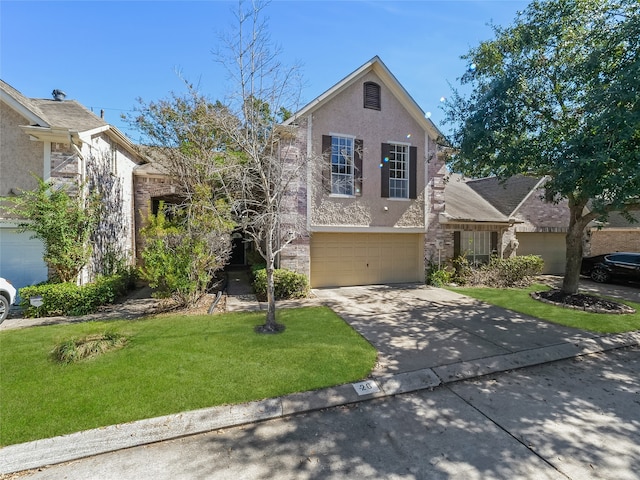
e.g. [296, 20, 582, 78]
[440, 174, 639, 274]
[278, 56, 448, 288]
[437, 174, 576, 274]
[0, 80, 146, 291]
[451, 175, 570, 274]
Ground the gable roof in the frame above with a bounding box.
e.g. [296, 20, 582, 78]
[442, 173, 514, 224]
[1, 79, 145, 163]
[284, 56, 444, 141]
[466, 175, 545, 217]
[0, 79, 49, 126]
[1, 79, 107, 132]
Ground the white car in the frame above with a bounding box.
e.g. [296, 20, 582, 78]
[0, 277, 17, 323]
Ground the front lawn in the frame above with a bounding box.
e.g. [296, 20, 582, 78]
[0, 307, 377, 446]
[450, 284, 640, 333]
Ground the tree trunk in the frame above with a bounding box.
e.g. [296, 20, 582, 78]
[256, 234, 285, 334]
[561, 202, 588, 295]
[265, 263, 277, 328]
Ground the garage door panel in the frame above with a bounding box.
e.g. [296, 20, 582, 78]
[0, 228, 48, 292]
[517, 232, 565, 274]
[310, 233, 423, 288]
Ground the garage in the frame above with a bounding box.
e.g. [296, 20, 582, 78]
[310, 232, 424, 288]
[0, 226, 48, 292]
[516, 232, 566, 274]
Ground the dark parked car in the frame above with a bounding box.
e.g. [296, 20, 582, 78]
[580, 252, 640, 284]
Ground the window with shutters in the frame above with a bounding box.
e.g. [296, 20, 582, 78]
[331, 135, 355, 196]
[381, 142, 417, 199]
[363, 82, 381, 110]
[388, 143, 409, 198]
[460, 231, 492, 265]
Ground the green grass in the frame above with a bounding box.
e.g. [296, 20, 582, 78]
[0, 307, 376, 446]
[450, 284, 640, 333]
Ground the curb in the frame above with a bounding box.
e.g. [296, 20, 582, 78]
[2, 330, 638, 475]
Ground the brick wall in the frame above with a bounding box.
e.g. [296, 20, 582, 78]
[587, 229, 640, 256]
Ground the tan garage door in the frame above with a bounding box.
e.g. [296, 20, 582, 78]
[517, 232, 566, 274]
[310, 233, 423, 288]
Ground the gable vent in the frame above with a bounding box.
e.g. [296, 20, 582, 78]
[363, 82, 381, 110]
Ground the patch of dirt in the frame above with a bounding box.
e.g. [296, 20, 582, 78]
[531, 289, 636, 314]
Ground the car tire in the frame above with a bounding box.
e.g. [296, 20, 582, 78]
[0, 295, 9, 324]
[590, 268, 610, 283]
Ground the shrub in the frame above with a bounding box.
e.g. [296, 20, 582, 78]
[139, 200, 231, 306]
[425, 261, 454, 287]
[18, 270, 135, 318]
[253, 268, 309, 301]
[452, 254, 544, 288]
[52, 332, 128, 364]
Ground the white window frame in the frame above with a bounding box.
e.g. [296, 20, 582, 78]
[330, 134, 355, 196]
[461, 231, 491, 265]
[388, 142, 409, 199]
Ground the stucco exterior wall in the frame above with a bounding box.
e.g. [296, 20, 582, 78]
[0, 103, 44, 197]
[307, 71, 427, 229]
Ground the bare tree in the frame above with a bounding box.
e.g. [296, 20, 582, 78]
[215, 0, 307, 333]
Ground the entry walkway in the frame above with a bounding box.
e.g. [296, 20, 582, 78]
[2, 281, 639, 474]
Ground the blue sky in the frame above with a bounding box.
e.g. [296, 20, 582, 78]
[1, 0, 529, 141]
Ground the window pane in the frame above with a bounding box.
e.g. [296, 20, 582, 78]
[331, 136, 354, 195]
[388, 144, 408, 198]
[461, 231, 491, 265]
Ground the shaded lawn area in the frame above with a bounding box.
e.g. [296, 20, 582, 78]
[450, 284, 640, 333]
[0, 306, 377, 446]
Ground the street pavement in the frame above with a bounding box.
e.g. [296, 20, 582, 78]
[1, 274, 639, 478]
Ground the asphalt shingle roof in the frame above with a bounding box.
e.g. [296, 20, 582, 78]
[465, 175, 542, 216]
[1, 79, 106, 132]
[443, 173, 511, 223]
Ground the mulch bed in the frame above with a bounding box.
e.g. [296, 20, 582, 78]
[532, 289, 636, 314]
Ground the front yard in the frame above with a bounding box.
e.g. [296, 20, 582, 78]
[450, 284, 640, 333]
[0, 306, 377, 446]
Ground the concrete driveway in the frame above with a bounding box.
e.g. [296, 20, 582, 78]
[311, 283, 602, 377]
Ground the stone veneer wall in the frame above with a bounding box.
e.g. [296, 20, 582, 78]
[133, 174, 179, 261]
[278, 118, 311, 277]
[423, 147, 448, 264]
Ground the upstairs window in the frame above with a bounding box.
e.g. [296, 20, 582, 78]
[331, 136, 354, 195]
[364, 82, 381, 110]
[388, 144, 409, 198]
[322, 135, 363, 196]
[381, 142, 417, 199]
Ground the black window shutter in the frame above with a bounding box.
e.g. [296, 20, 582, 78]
[409, 146, 417, 199]
[354, 138, 363, 196]
[381, 142, 390, 198]
[491, 231, 499, 254]
[322, 135, 332, 193]
[454, 231, 461, 257]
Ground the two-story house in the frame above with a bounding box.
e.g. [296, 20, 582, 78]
[0, 80, 146, 291]
[278, 56, 448, 288]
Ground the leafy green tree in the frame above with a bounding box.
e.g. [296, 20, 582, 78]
[140, 191, 234, 306]
[127, 82, 236, 306]
[444, 0, 640, 294]
[2, 177, 99, 283]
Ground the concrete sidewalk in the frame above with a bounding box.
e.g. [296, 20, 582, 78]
[2, 279, 639, 475]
